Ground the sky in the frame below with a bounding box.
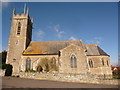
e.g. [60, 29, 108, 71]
[2, 2, 118, 66]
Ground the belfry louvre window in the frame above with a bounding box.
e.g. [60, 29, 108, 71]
[89, 60, 93, 68]
[70, 55, 77, 68]
[17, 22, 21, 35]
[26, 57, 31, 70]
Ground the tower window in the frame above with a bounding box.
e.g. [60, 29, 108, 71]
[26, 57, 31, 70]
[89, 59, 93, 68]
[17, 22, 21, 35]
[70, 55, 77, 68]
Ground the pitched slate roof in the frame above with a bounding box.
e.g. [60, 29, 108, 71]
[23, 41, 109, 56]
[84, 44, 109, 56]
[23, 41, 82, 55]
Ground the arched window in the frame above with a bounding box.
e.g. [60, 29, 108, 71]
[102, 58, 104, 66]
[89, 59, 93, 68]
[70, 55, 77, 68]
[107, 60, 109, 66]
[58, 51, 61, 56]
[17, 22, 21, 35]
[52, 57, 56, 65]
[26, 57, 31, 70]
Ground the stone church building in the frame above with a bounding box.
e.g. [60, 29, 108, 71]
[6, 7, 112, 78]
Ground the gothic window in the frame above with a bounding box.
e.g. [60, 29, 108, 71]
[26, 57, 31, 70]
[70, 55, 77, 68]
[52, 57, 56, 65]
[89, 59, 93, 68]
[17, 22, 21, 35]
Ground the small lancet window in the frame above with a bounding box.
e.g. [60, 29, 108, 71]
[70, 55, 77, 68]
[26, 57, 31, 70]
[16, 40, 19, 44]
[89, 59, 93, 68]
[17, 22, 21, 35]
[52, 57, 56, 65]
[107, 60, 109, 66]
[58, 51, 61, 56]
[102, 58, 104, 66]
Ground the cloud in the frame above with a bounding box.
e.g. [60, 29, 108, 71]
[69, 36, 78, 41]
[53, 24, 65, 39]
[48, 24, 80, 41]
[94, 37, 103, 45]
[37, 30, 44, 36]
[48, 24, 66, 39]
[35, 30, 45, 40]
[85, 37, 103, 45]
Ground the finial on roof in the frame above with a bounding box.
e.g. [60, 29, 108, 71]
[31, 18, 34, 23]
[24, 3, 27, 14]
[26, 7, 29, 15]
[12, 8, 16, 16]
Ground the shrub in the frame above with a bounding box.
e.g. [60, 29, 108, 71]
[0, 50, 7, 64]
[112, 68, 120, 79]
[12, 75, 16, 77]
[2, 51, 7, 64]
[12, 75, 20, 78]
[48, 60, 58, 71]
[2, 63, 7, 69]
[36, 58, 58, 72]
[2, 64, 13, 76]
[25, 69, 36, 72]
[37, 65, 43, 73]
[37, 58, 49, 72]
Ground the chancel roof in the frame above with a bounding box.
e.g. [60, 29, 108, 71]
[84, 44, 109, 56]
[23, 41, 109, 56]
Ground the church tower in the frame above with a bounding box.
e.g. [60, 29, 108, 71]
[6, 7, 33, 74]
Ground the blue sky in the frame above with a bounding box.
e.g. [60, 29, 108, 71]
[2, 2, 118, 66]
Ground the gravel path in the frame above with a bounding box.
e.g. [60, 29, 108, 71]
[2, 76, 118, 88]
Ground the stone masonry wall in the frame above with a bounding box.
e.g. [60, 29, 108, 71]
[18, 72, 118, 85]
[20, 55, 58, 72]
[87, 56, 112, 77]
[59, 44, 89, 74]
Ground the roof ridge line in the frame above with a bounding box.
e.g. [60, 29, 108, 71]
[84, 44, 97, 46]
[31, 41, 82, 43]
